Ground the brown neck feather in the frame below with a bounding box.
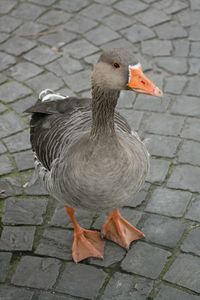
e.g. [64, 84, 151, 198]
[90, 85, 120, 140]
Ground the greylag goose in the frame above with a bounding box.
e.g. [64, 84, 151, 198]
[25, 48, 163, 263]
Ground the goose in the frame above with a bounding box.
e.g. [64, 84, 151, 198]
[25, 48, 163, 263]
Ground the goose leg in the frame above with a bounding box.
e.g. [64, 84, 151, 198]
[65, 207, 105, 263]
[101, 209, 144, 249]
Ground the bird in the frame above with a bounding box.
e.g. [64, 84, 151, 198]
[25, 48, 163, 263]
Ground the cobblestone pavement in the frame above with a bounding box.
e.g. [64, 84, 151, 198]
[0, 0, 200, 299]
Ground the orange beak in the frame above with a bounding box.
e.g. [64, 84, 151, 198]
[127, 64, 163, 97]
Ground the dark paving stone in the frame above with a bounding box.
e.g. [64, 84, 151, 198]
[0, 81, 32, 103]
[64, 15, 97, 34]
[174, 39, 190, 57]
[185, 77, 200, 96]
[164, 76, 187, 95]
[155, 21, 187, 39]
[0, 252, 12, 282]
[15, 21, 48, 36]
[26, 72, 64, 93]
[35, 228, 73, 260]
[171, 95, 200, 116]
[12, 256, 61, 289]
[9, 62, 43, 81]
[164, 253, 200, 293]
[84, 25, 120, 46]
[156, 57, 187, 74]
[114, 0, 148, 15]
[1, 36, 36, 56]
[143, 113, 185, 136]
[178, 140, 200, 166]
[46, 56, 83, 77]
[0, 176, 22, 198]
[0, 285, 34, 300]
[0, 51, 16, 71]
[103, 13, 132, 31]
[141, 40, 172, 56]
[56, 263, 107, 299]
[2, 197, 48, 225]
[0, 16, 22, 33]
[54, 0, 89, 13]
[0, 155, 14, 175]
[64, 70, 90, 92]
[181, 227, 200, 256]
[119, 110, 143, 131]
[38, 292, 78, 300]
[0, 226, 35, 251]
[155, 284, 200, 300]
[189, 25, 200, 41]
[145, 134, 180, 158]
[3, 130, 30, 153]
[142, 214, 186, 248]
[0, 111, 27, 138]
[136, 8, 170, 27]
[39, 29, 76, 47]
[145, 187, 191, 217]
[121, 242, 171, 279]
[80, 3, 113, 20]
[102, 272, 153, 300]
[190, 42, 200, 57]
[10, 95, 36, 114]
[168, 165, 200, 193]
[38, 10, 71, 25]
[11, 3, 46, 20]
[0, 0, 17, 13]
[146, 158, 170, 184]
[63, 39, 99, 59]
[24, 46, 61, 66]
[14, 150, 34, 171]
[181, 117, 200, 141]
[185, 197, 200, 222]
[121, 24, 155, 43]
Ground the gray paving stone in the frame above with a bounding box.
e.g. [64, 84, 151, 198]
[185, 197, 200, 222]
[0, 111, 27, 138]
[0, 51, 16, 71]
[145, 134, 180, 158]
[64, 70, 91, 92]
[3, 197, 48, 225]
[189, 25, 200, 41]
[0, 226, 35, 251]
[125, 189, 147, 207]
[3, 130, 30, 153]
[190, 42, 200, 57]
[0, 155, 14, 175]
[141, 40, 172, 56]
[178, 140, 200, 166]
[0, 285, 34, 300]
[0, 0, 17, 13]
[0, 81, 32, 103]
[9, 62, 43, 81]
[164, 76, 187, 95]
[143, 113, 185, 136]
[136, 8, 170, 27]
[168, 165, 200, 193]
[174, 39, 190, 57]
[63, 39, 99, 59]
[178, 10, 200, 26]
[11, 3, 46, 20]
[12, 256, 61, 289]
[102, 272, 153, 300]
[96, 0, 116, 3]
[145, 187, 192, 217]
[0, 176, 22, 197]
[156, 57, 187, 74]
[146, 158, 170, 184]
[181, 117, 200, 141]
[14, 150, 34, 171]
[54, 0, 89, 12]
[189, 58, 200, 75]
[10, 95, 36, 114]
[101, 38, 136, 54]
[81, 4, 113, 20]
[84, 25, 120, 46]
[64, 15, 97, 34]
[171, 95, 200, 117]
[161, 0, 188, 14]
[191, 0, 200, 9]
[35, 228, 73, 260]
[0, 142, 6, 154]
[1, 36, 36, 56]
[155, 284, 200, 300]
[0, 16, 22, 33]
[134, 94, 170, 113]
[186, 77, 200, 96]
[155, 21, 187, 39]
[0, 74, 7, 85]
[56, 263, 107, 299]
[181, 227, 200, 256]
[38, 292, 78, 300]
[0, 33, 9, 44]
[164, 254, 200, 293]
[0, 252, 12, 282]
[30, 0, 56, 6]
[121, 24, 155, 43]
[15, 21, 48, 36]
[46, 56, 83, 77]
[117, 91, 135, 109]
[103, 13, 132, 31]
[24, 46, 61, 66]
[119, 110, 143, 131]
[114, 0, 148, 15]
[26, 72, 64, 93]
[121, 242, 170, 279]
[38, 10, 71, 26]
[24, 178, 48, 196]
[39, 30, 76, 47]
[0, 103, 6, 113]
[142, 214, 186, 248]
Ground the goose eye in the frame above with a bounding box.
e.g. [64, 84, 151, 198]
[113, 62, 120, 68]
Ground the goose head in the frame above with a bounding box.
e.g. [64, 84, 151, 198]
[92, 48, 163, 97]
